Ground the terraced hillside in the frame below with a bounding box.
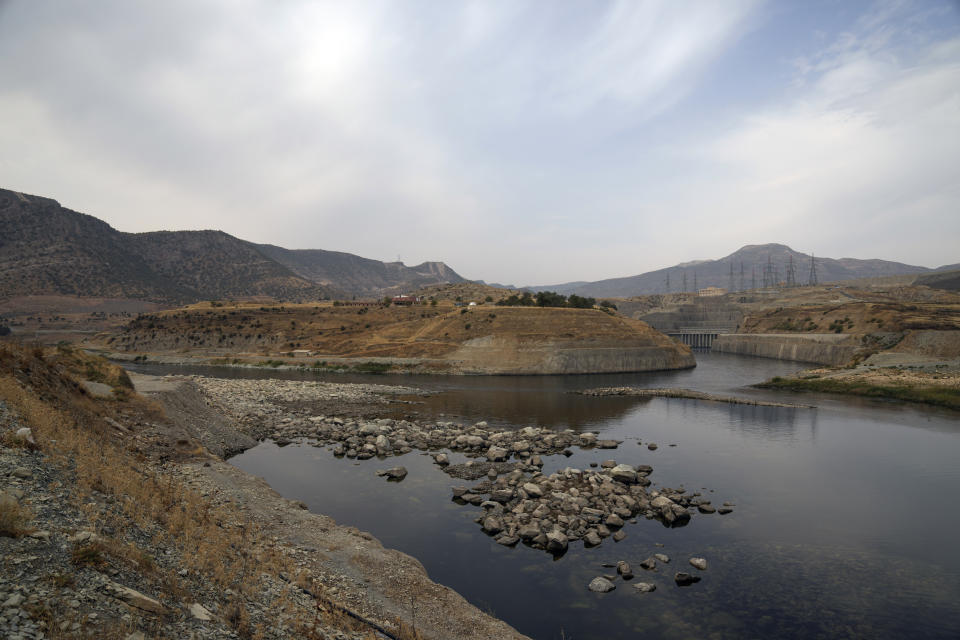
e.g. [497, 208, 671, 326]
[105, 302, 695, 374]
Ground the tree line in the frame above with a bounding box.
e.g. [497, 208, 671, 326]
[496, 291, 598, 309]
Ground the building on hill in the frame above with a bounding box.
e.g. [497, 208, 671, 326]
[392, 295, 422, 305]
[698, 286, 727, 297]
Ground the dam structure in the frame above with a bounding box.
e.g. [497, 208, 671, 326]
[665, 327, 732, 349]
[633, 299, 743, 350]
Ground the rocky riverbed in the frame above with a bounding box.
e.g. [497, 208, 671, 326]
[191, 377, 734, 555]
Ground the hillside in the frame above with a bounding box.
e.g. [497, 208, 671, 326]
[0, 189, 191, 301]
[127, 230, 335, 301]
[104, 302, 695, 374]
[620, 282, 960, 367]
[532, 243, 946, 298]
[0, 189, 332, 304]
[413, 282, 517, 302]
[257, 244, 466, 296]
[916, 269, 960, 292]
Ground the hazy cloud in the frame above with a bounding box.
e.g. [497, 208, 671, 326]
[0, 0, 956, 284]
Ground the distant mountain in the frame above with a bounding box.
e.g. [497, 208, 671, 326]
[530, 243, 944, 298]
[0, 188, 334, 303]
[256, 244, 466, 297]
[0, 187, 468, 302]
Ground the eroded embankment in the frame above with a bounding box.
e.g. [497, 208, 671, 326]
[3, 343, 463, 640]
[104, 304, 696, 375]
[712, 333, 862, 365]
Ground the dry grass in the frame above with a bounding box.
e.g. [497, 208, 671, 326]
[0, 341, 388, 638]
[108, 301, 677, 367]
[0, 498, 33, 537]
[70, 540, 106, 567]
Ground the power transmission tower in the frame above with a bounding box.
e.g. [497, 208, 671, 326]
[693, 272, 698, 292]
[808, 253, 818, 286]
[729, 262, 735, 292]
[682, 272, 688, 293]
[785, 255, 797, 288]
[751, 266, 756, 290]
[762, 256, 777, 289]
[665, 272, 670, 293]
[740, 262, 745, 292]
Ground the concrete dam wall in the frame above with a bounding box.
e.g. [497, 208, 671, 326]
[712, 333, 861, 366]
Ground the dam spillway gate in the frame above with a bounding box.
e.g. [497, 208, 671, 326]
[666, 328, 731, 350]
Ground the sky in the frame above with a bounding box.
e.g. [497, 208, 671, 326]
[0, 0, 958, 286]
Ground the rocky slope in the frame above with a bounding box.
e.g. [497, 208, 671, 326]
[0, 189, 331, 304]
[0, 342, 529, 640]
[0, 187, 465, 304]
[258, 245, 466, 297]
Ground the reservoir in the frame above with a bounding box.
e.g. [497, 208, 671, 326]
[134, 353, 960, 639]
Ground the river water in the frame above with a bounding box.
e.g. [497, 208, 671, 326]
[132, 354, 960, 639]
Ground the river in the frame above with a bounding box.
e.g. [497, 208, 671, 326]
[130, 353, 960, 639]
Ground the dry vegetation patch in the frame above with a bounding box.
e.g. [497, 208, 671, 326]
[0, 341, 410, 639]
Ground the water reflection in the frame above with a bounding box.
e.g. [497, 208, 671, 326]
[224, 353, 960, 640]
[390, 391, 652, 431]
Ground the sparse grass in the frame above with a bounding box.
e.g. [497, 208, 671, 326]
[70, 540, 106, 566]
[225, 598, 252, 639]
[757, 376, 960, 409]
[0, 342, 400, 638]
[0, 498, 33, 537]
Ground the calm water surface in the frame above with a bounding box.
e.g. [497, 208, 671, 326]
[137, 355, 960, 639]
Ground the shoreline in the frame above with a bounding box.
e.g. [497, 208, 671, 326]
[753, 362, 960, 410]
[96, 348, 698, 377]
[130, 371, 534, 639]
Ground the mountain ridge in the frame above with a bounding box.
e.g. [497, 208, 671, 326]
[256, 244, 467, 297]
[528, 243, 951, 298]
[0, 188, 465, 303]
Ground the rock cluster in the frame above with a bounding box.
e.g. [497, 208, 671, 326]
[188, 376, 734, 554]
[586, 551, 710, 594]
[454, 464, 700, 553]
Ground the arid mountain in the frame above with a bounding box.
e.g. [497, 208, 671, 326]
[0, 188, 468, 303]
[532, 243, 946, 298]
[0, 188, 331, 303]
[256, 244, 467, 297]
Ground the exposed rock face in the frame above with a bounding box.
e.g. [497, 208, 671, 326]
[446, 310, 695, 374]
[256, 244, 466, 297]
[712, 333, 861, 365]
[0, 188, 332, 303]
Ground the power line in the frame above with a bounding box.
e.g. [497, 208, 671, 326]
[785, 255, 797, 287]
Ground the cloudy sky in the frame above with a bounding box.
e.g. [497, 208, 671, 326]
[1, 1, 958, 285]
